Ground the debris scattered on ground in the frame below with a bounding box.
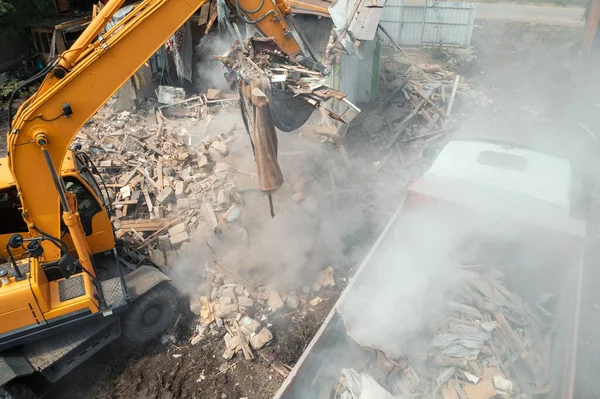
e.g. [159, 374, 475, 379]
[74, 104, 248, 268]
[337, 265, 554, 398]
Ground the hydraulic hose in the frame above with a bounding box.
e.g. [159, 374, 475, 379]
[235, 0, 277, 24]
[7, 61, 57, 131]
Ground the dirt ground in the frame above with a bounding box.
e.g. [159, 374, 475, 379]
[42, 281, 345, 399]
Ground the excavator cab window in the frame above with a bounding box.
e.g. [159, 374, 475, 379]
[0, 187, 28, 235]
[74, 153, 104, 201]
[62, 176, 102, 236]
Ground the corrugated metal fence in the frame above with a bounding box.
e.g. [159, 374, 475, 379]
[380, 1, 476, 48]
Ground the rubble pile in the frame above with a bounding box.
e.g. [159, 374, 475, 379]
[361, 49, 494, 164]
[76, 107, 247, 267]
[188, 265, 338, 375]
[338, 267, 554, 399]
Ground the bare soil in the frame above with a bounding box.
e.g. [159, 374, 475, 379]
[41, 282, 345, 399]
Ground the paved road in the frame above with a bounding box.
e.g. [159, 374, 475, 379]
[403, 0, 585, 25]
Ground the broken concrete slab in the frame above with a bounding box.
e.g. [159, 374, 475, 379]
[221, 286, 237, 299]
[158, 234, 172, 253]
[286, 294, 299, 309]
[175, 181, 185, 198]
[208, 147, 224, 162]
[155, 186, 174, 204]
[237, 297, 254, 308]
[217, 188, 230, 207]
[168, 222, 188, 236]
[250, 328, 273, 350]
[214, 303, 239, 319]
[238, 316, 261, 337]
[176, 198, 190, 209]
[268, 291, 284, 312]
[149, 249, 166, 267]
[165, 250, 178, 266]
[211, 141, 228, 155]
[170, 231, 189, 246]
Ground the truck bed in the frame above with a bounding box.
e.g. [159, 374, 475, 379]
[275, 195, 584, 399]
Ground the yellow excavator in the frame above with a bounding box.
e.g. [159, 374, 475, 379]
[0, 0, 330, 396]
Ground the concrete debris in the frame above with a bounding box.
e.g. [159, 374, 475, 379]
[149, 249, 166, 267]
[492, 375, 513, 393]
[74, 107, 259, 277]
[156, 187, 174, 204]
[157, 85, 185, 105]
[211, 140, 228, 155]
[220, 286, 237, 299]
[168, 222, 187, 237]
[237, 296, 254, 308]
[214, 303, 239, 319]
[169, 231, 189, 246]
[268, 291, 285, 312]
[286, 294, 299, 309]
[309, 297, 323, 307]
[315, 266, 335, 290]
[249, 328, 273, 350]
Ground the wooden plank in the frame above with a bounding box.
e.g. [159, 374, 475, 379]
[136, 166, 159, 190]
[198, 1, 210, 25]
[233, 320, 254, 360]
[142, 184, 153, 214]
[121, 220, 169, 232]
[212, 261, 257, 291]
[120, 218, 169, 226]
[446, 75, 460, 117]
[385, 99, 427, 150]
[413, 86, 447, 117]
[157, 159, 164, 192]
[135, 211, 188, 249]
[495, 313, 540, 385]
[132, 137, 166, 156]
[113, 200, 139, 205]
[118, 168, 138, 185]
[204, 0, 218, 34]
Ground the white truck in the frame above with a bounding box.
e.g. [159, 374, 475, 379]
[275, 138, 585, 399]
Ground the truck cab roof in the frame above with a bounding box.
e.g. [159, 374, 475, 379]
[424, 139, 572, 212]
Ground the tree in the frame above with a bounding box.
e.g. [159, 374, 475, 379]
[0, 1, 16, 17]
[0, 0, 55, 30]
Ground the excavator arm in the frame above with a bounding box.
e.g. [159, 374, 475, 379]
[6, 0, 321, 266]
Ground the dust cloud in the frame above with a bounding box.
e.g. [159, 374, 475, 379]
[193, 33, 235, 93]
[167, 105, 369, 295]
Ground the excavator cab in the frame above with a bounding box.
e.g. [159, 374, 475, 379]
[59, 150, 115, 256]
